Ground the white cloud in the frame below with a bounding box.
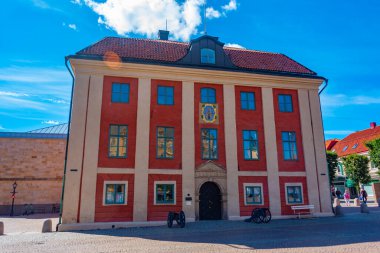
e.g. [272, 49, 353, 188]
[321, 94, 380, 108]
[0, 91, 29, 97]
[81, 0, 238, 41]
[324, 130, 355, 135]
[68, 24, 77, 30]
[42, 120, 60, 125]
[222, 0, 237, 11]
[0, 66, 69, 83]
[83, 0, 205, 41]
[31, 0, 63, 12]
[44, 98, 69, 104]
[205, 7, 221, 19]
[71, 0, 82, 5]
[224, 43, 245, 49]
[0, 125, 5, 130]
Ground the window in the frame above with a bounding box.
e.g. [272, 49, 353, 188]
[244, 184, 263, 205]
[282, 131, 298, 160]
[352, 143, 358, 149]
[243, 130, 259, 160]
[286, 184, 303, 204]
[111, 83, 130, 103]
[157, 86, 174, 105]
[104, 182, 126, 205]
[155, 182, 175, 204]
[278, 94, 293, 112]
[201, 88, 216, 103]
[109, 125, 128, 158]
[201, 48, 215, 64]
[201, 128, 218, 160]
[157, 127, 174, 159]
[240, 92, 255, 110]
[338, 162, 344, 175]
[342, 146, 348, 152]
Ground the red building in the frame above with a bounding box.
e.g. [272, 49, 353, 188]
[59, 32, 331, 230]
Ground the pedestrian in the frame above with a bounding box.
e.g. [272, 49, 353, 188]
[344, 190, 350, 206]
[336, 189, 342, 199]
[361, 189, 368, 204]
[331, 186, 336, 198]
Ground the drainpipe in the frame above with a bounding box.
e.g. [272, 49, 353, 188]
[57, 56, 75, 231]
[316, 78, 334, 213]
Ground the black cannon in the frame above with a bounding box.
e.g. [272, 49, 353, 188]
[167, 211, 186, 228]
[244, 208, 271, 224]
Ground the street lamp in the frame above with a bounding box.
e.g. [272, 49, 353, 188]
[10, 181, 17, 217]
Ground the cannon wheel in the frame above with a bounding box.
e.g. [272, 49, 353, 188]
[261, 208, 272, 223]
[178, 211, 186, 228]
[167, 212, 174, 228]
[251, 208, 262, 224]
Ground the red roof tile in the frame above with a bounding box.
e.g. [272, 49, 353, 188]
[325, 138, 339, 151]
[333, 126, 380, 156]
[76, 37, 316, 75]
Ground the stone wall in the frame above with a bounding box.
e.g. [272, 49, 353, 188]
[0, 137, 65, 215]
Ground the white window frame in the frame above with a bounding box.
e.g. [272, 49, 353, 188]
[243, 183, 264, 205]
[103, 181, 128, 206]
[285, 183, 304, 205]
[154, 181, 176, 205]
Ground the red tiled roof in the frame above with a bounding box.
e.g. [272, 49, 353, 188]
[325, 138, 339, 151]
[76, 37, 316, 75]
[333, 126, 380, 157]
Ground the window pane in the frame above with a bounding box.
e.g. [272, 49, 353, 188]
[109, 137, 118, 147]
[121, 84, 129, 93]
[119, 126, 128, 136]
[241, 92, 247, 101]
[289, 132, 296, 141]
[166, 139, 174, 158]
[167, 87, 174, 96]
[158, 86, 165, 96]
[111, 93, 119, 102]
[110, 125, 118, 135]
[112, 83, 120, 92]
[282, 132, 289, 141]
[165, 185, 174, 202]
[243, 130, 249, 140]
[244, 149, 251, 159]
[109, 146, 117, 157]
[166, 128, 174, 137]
[248, 101, 255, 110]
[157, 138, 165, 158]
[210, 140, 218, 159]
[157, 127, 165, 137]
[158, 96, 166, 105]
[106, 184, 115, 203]
[156, 185, 164, 202]
[118, 146, 127, 157]
[202, 140, 210, 158]
[120, 93, 129, 103]
[251, 149, 259, 159]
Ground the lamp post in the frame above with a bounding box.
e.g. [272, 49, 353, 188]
[10, 181, 17, 217]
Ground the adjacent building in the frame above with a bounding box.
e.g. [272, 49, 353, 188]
[60, 32, 331, 230]
[326, 122, 380, 197]
[0, 124, 66, 215]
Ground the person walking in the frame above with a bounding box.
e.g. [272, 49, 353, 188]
[344, 190, 350, 206]
[336, 189, 342, 199]
[361, 189, 368, 204]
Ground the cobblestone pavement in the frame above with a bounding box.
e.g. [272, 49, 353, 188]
[1, 212, 380, 253]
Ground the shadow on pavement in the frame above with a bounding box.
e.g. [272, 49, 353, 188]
[73, 212, 380, 250]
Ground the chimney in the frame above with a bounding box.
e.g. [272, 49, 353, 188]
[158, 30, 169, 40]
[370, 122, 377, 129]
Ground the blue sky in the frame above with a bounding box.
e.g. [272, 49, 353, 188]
[1, 0, 380, 140]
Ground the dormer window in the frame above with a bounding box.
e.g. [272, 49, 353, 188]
[201, 48, 215, 64]
[352, 143, 358, 149]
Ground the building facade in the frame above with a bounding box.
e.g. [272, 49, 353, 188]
[60, 34, 331, 229]
[326, 122, 380, 197]
[0, 124, 66, 215]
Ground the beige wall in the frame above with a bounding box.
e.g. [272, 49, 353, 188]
[0, 137, 65, 206]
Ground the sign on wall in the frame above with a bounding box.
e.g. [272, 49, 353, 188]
[199, 103, 219, 124]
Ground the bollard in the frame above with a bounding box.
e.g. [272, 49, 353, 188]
[0, 221, 3, 235]
[42, 219, 52, 233]
[360, 203, 370, 214]
[333, 198, 341, 207]
[353, 198, 361, 206]
[334, 205, 343, 216]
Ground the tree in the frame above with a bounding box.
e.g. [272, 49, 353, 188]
[326, 151, 338, 184]
[365, 138, 380, 175]
[342, 154, 371, 192]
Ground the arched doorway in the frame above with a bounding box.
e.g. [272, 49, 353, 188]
[199, 181, 222, 220]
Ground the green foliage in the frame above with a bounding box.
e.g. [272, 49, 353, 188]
[365, 138, 380, 171]
[326, 151, 338, 184]
[342, 154, 371, 190]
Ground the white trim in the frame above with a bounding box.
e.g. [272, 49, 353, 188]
[285, 183, 304, 205]
[103, 181, 128, 206]
[243, 183, 264, 206]
[154, 181, 176, 205]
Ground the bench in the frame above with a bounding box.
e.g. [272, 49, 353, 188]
[291, 205, 314, 219]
